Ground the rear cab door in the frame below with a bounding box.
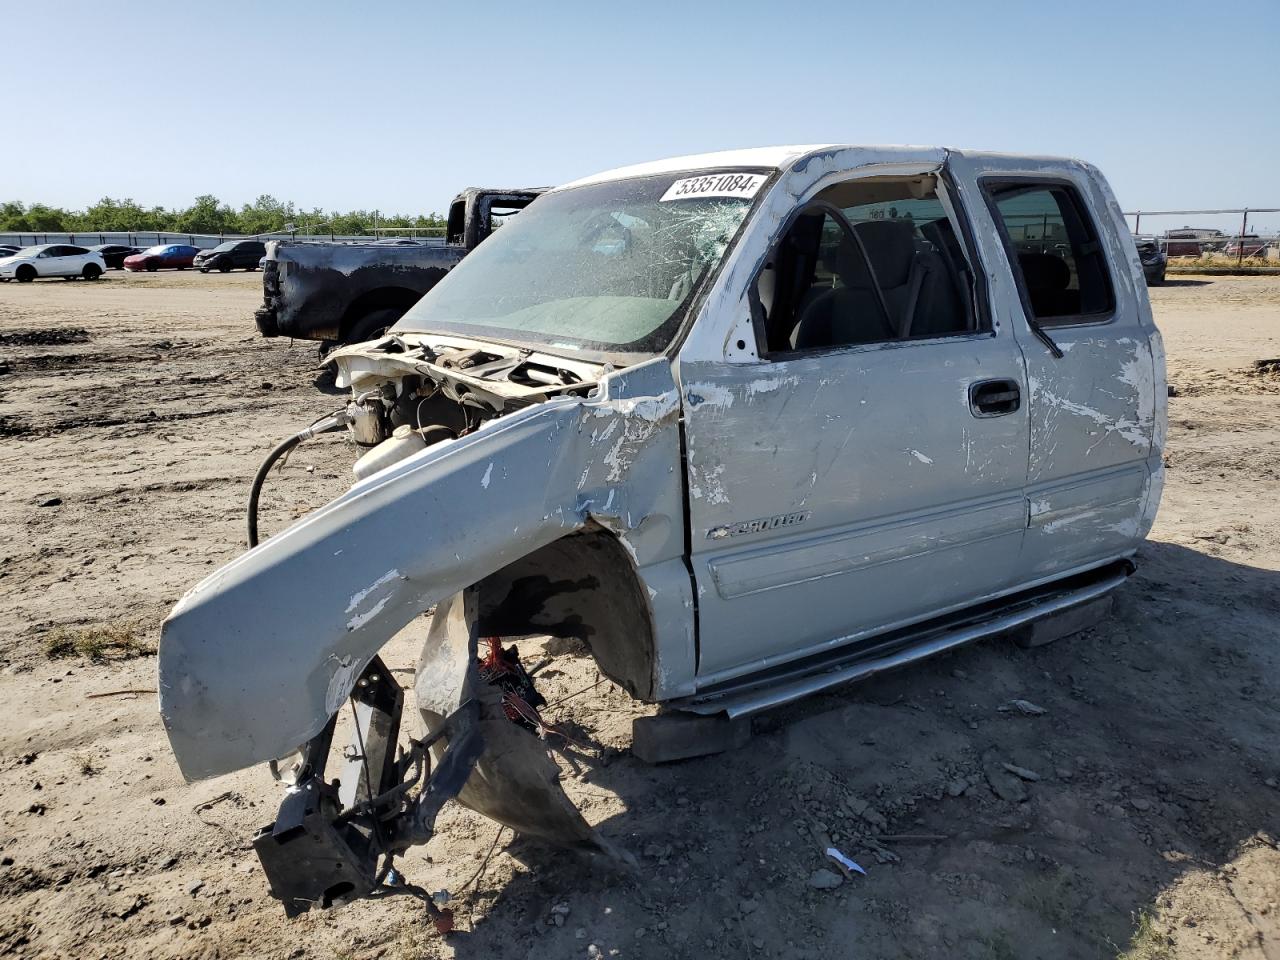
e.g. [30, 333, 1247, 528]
[946, 153, 1165, 583]
[675, 149, 1032, 687]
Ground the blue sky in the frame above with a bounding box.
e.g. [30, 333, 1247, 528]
[7, 0, 1278, 231]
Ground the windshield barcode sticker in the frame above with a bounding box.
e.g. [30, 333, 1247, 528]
[660, 173, 767, 203]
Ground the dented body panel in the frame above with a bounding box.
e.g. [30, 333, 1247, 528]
[159, 145, 1164, 904]
[160, 357, 690, 779]
[944, 152, 1165, 578]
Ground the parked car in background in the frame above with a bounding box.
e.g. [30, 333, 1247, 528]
[1165, 228, 1223, 257]
[0, 244, 19, 257]
[194, 240, 267, 273]
[1134, 236, 1166, 284]
[123, 244, 200, 272]
[88, 244, 142, 270]
[1224, 235, 1268, 259]
[0, 244, 106, 282]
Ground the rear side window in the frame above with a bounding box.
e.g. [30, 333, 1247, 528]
[985, 182, 1114, 324]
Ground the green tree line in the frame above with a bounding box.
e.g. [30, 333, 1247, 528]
[0, 195, 447, 236]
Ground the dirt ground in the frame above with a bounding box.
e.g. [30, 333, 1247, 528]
[1, 269, 1278, 960]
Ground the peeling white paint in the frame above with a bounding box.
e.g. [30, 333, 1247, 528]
[346, 569, 400, 614]
[347, 595, 392, 631]
[685, 382, 736, 410]
[909, 449, 934, 465]
[481, 462, 494, 489]
[598, 391, 680, 423]
[1103, 517, 1140, 538]
[1030, 375, 1150, 449]
[745, 376, 798, 398]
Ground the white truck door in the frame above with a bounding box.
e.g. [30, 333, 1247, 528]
[679, 166, 1031, 685]
[947, 154, 1162, 583]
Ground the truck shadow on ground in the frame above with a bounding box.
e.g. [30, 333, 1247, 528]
[438, 540, 1280, 959]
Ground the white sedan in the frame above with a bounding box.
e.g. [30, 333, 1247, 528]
[0, 244, 107, 282]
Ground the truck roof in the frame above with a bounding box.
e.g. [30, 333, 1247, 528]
[556, 144, 1088, 191]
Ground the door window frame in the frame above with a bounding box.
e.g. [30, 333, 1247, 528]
[979, 175, 1118, 329]
[748, 165, 994, 361]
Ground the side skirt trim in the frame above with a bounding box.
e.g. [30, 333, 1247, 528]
[672, 561, 1131, 718]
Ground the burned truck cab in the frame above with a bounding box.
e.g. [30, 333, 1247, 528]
[160, 146, 1165, 916]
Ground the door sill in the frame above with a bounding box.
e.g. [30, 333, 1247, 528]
[670, 559, 1133, 718]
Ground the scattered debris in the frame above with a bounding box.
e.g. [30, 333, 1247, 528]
[825, 847, 866, 876]
[1001, 699, 1047, 716]
[1002, 762, 1042, 782]
[37, 498, 62, 508]
[86, 688, 156, 700]
[192, 792, 237, 813]
[983, 751, 1029, 802]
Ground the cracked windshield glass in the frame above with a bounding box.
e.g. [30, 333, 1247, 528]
[394, 171, 769, 356]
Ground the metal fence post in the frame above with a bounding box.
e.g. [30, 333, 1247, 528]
[1238, 209, 1249, 267]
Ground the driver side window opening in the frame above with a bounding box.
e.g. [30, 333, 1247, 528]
[756, 175, 981, 355]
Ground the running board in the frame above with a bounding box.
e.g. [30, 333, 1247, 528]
[673, 563, 1131, 719]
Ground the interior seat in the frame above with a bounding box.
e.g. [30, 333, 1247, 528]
[793, 219, 924, 348]
[917, 218, 972, 335]
[1016, 251, 1077, 316]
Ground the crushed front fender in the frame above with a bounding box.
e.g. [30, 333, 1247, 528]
[158, 357, 682, 782]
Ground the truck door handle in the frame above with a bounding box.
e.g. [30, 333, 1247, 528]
[969, 379, 1021, 417]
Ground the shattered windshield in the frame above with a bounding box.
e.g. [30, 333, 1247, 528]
[394, 170, 770, 356]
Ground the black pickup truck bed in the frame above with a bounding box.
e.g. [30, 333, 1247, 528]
[255, 188, 544, 345]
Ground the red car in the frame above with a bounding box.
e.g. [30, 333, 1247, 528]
[123, 244, 201, 272]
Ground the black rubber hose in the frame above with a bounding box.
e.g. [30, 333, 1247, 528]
[247, 413, 348, 548]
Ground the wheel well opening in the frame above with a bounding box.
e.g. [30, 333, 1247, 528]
[339, 287, 422, 339]
[474, 530, 657, 702]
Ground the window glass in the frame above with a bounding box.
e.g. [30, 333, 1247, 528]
[396, 172, 762, 357]
[987, 183, 1114, 322]
[760, 176, 978, 353]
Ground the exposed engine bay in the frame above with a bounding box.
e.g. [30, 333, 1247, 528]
[335, 332, 606, 454]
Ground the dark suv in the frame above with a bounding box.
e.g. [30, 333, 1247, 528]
[195, 240, 267, 273]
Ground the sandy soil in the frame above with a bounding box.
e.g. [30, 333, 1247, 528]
[0, 270, 1277, 960]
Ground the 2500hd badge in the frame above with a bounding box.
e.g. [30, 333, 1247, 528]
[708, 511, 811, 540]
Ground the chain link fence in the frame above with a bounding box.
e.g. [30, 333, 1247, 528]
[1124, 208, 1280, 266]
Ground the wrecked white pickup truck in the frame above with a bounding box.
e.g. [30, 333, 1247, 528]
[158, 145, 1165, 917]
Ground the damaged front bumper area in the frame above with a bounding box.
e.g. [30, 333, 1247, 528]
[253, 592, 631, 918]
[159, 339, 674, 913]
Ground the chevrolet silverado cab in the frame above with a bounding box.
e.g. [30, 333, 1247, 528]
[159, 145, 1165, 916]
